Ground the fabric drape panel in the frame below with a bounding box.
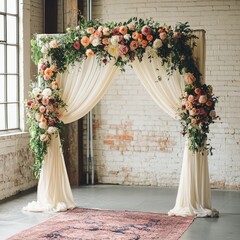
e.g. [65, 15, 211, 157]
[132, 30, 214, 217]
[23, 56, 119, 212]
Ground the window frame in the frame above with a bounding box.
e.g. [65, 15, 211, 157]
[0, 0, 20, 133]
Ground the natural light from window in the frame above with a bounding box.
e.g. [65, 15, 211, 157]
[0, 0, 19, 132]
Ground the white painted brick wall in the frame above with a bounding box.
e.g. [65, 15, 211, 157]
[84, 0, 240, 189]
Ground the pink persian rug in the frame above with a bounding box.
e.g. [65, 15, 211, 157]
[8, 208, 195, 240]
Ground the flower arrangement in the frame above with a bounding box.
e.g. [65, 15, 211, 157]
[179, 73, 218, 154]
[27, 16, 218, 177]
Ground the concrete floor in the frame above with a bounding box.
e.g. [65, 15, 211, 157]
[0, 185, 240, 240]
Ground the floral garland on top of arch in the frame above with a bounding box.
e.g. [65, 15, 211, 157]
[26, 16, 218, 177]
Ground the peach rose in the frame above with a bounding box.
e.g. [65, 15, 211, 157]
[103, 27, 110, 36]
[86, 27, 95, 34]
[102, 37, 110, 45]
[86, 49, 94, 57]
[119, 26, 128, 35]
[50, 65, 58, 72]
[188, 95, 194, 102]
[51, 81, 58, 89]
[130, 40, 139, 51]
[81, 36, 90, 47]
[199, 95, 208, 104]
[146, 34, 153, 41]
[141, 40, 148, 47]
[185, 101, 192, 110]
[44, 68, 53, 78]
[132, 32, 139, 40]
[184, 72, 196, 85]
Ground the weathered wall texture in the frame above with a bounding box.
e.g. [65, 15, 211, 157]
[82, 0, 240, 189]
[0, 0, 44, 200]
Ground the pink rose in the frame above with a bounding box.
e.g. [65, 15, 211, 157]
[113, 27, 120, 35]
[94, 30, 102, 38]
[199, 95, 208, 104]
[191, 118, 197, 124]
[42, 96, 49, 105]
[141, 25, 151, 36]
[39, 106, 46, 113]
[73, 41, 80, 50]
[119, 45, 129, 54]
[188, 95, 194, 102]
[49, 40, 58, 48]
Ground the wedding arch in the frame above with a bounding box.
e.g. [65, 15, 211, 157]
[24, 17, 218, 217]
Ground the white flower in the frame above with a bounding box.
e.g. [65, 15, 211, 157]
[42, 88, 52, 97]
[152, 39, 163, 49]
[124, 34, 131, 41]
[40, 134, 49, 142]
[47, 126, 57, 134]
[38, 58, 45, 65]
[145, 46, 157, 57]
[39, 122, 48, 129]
[49, 40, 58, 48]
[32, 87, 41, 96]
[35, 113, 42, 121]
[110, 36, 120, 46]
[91, 38, 100, 47]
[41, 45, 48, 54]
[76, 25, 80, 31]
[107, 45, 119, 57]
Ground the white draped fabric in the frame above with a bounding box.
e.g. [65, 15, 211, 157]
[132, 30, 216, 217]
[23, 57, 119, 212]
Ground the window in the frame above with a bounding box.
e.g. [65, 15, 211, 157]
[0, 0, 19, 132]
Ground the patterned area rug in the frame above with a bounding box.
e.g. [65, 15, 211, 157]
[8, 208, 195, 240]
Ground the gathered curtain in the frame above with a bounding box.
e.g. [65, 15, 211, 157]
[23, 57, 119, 211]
[24, 30, 216, 217]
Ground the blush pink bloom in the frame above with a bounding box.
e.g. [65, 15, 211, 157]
[49, 40, 58, 48]
[73, 41, 81, 50]
[98, 26, 104, 32]
[39, 106, 46, 113]
[184, 72, 196, 85]
[119, 45, 129, 55]
[159, 31, 167, 41]
[94, 30, 102, 38]
[42, 96, 49, 105]
[86, 49, 94, 57]
[188, 95, 194, 102]
[127, 22, 135, 31]
[194, 88, 201, 95]
[130, 40, 139, 51]
[103, 27, 110, 36]
[199, 95, 208, 104]
[141, 25, 151, 36]
[86, 27, 95, 34]
[191, 118, 197, 124]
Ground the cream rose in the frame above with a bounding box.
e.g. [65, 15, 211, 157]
[42, 88, 52, 96]
[40, 134, 49, 142]
[47, 126, 57, 134]
[152, 39, 163, 49]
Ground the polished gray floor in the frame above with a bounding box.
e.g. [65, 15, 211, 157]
[0, 185, 240, 239]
